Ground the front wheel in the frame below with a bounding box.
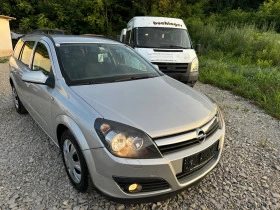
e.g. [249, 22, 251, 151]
[12, 86, 27, 114]
[60, 130, 89, 192]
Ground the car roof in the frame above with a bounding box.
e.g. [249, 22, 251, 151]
[23, 34, 121, 45]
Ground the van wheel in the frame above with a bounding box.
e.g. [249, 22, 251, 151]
[12, 86, 27, 114]
[60, 130, 89, 192]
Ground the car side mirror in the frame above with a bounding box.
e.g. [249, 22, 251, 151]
[195, 44, 201, 54]
[45, 73, 55, 88]
[22, 71, 55, 88]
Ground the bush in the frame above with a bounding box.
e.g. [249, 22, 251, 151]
[186, 21, 280, 66]
[198, 53, 280, 118]
[187, 19, 280, 118]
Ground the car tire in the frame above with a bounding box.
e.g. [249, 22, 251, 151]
[12, 85, 27, 114]
[60, 130, 89, 192]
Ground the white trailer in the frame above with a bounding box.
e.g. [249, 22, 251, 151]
[120, 16, 199, 86]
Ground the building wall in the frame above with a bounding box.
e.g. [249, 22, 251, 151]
[0, 18, 13, 57]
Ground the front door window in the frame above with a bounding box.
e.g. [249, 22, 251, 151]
[32, 42, 51, 75]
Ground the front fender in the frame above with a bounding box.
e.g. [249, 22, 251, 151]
[55, 114, 91, 151]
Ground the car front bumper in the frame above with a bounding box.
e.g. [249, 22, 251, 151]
[83, 124, 225, 200]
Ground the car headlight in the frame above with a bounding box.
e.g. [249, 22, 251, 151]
[190, 57, 199, 72]
[94, 118, 162, 159]
[215, 104, 224, 129]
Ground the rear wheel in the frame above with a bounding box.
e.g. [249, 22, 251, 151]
[12, 86, 27, 114]
[60, 130, 89, 192]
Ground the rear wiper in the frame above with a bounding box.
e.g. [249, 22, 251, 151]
[114, 75, 155, 82]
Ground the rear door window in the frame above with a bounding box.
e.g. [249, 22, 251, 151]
[20, 41, 35, 66]
[13, 40, 24, 59]
[32, 42, 51, 75]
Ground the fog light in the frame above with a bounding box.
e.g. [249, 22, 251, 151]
[128, 183, 142, 193]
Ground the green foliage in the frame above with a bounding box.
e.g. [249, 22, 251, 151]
[206, 9, 257, 26]
[37, 14, 55, 29]
[188, 22, 280, 66]
[198, 48, 280, 118]
[3, 0, 279, 35]
[0, 58, 9, 63]
[192, 19, 280, 118]
[207, 0, 264, 12]
[150, 0, 182, 17]
[0, 1, 12, 15]
[0, 0, 242, 35]
[257, 0, 280, 31]
[19, 17, 33, 33]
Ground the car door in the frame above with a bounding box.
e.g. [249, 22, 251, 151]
[12, 40, 35, 109]
[27, 41, 56, 135]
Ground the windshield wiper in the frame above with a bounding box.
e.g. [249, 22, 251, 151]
[114, 75, 156, 82]
[71, 81, 107, 86]
[70, 75, 156, 85]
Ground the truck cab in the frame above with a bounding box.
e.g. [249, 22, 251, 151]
[121, 16, 199, 87]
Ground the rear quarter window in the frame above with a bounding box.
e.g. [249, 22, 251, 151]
[13, 40, 24, 59]
[20, 41, 35, 66]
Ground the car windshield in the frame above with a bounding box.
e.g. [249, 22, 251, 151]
[58, 43, 161, 85]
[136, 27, 192, 49]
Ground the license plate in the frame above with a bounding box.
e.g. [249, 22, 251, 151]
[182, 141, 219, 173]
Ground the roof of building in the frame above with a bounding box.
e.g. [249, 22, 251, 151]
[0, 15, 16, 20]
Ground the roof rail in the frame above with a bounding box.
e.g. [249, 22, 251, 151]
[20, 31, 56, 46]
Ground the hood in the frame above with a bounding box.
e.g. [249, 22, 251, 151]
[135, 48, 197, 63]
[70, 76, 216, 138]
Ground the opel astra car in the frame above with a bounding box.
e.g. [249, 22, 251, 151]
[9, 34, 225, 201]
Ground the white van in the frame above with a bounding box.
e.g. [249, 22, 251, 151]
[120, 16, 199, 86]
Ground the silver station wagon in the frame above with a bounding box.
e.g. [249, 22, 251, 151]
[9, 34, 225, 202]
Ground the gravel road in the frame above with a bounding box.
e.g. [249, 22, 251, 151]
[0, 62, 279, 210]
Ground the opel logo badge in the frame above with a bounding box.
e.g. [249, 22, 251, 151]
[196, 129, 206, 143]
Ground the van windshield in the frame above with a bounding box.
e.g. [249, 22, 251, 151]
[135, 27, 192, 49]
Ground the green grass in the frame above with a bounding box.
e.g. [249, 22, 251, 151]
[187, 22, 280, 119]
[0, 58, 9, 63]
[259, 138, 269, 148]
[199, 53, 280, 118]
[189, 22, 280, 65]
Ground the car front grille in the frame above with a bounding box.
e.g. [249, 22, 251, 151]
[157, 138, 199, 154]
[152, 62, 189, 73]
[113, 177, 170, 193]
[154, 116, 220, 155]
